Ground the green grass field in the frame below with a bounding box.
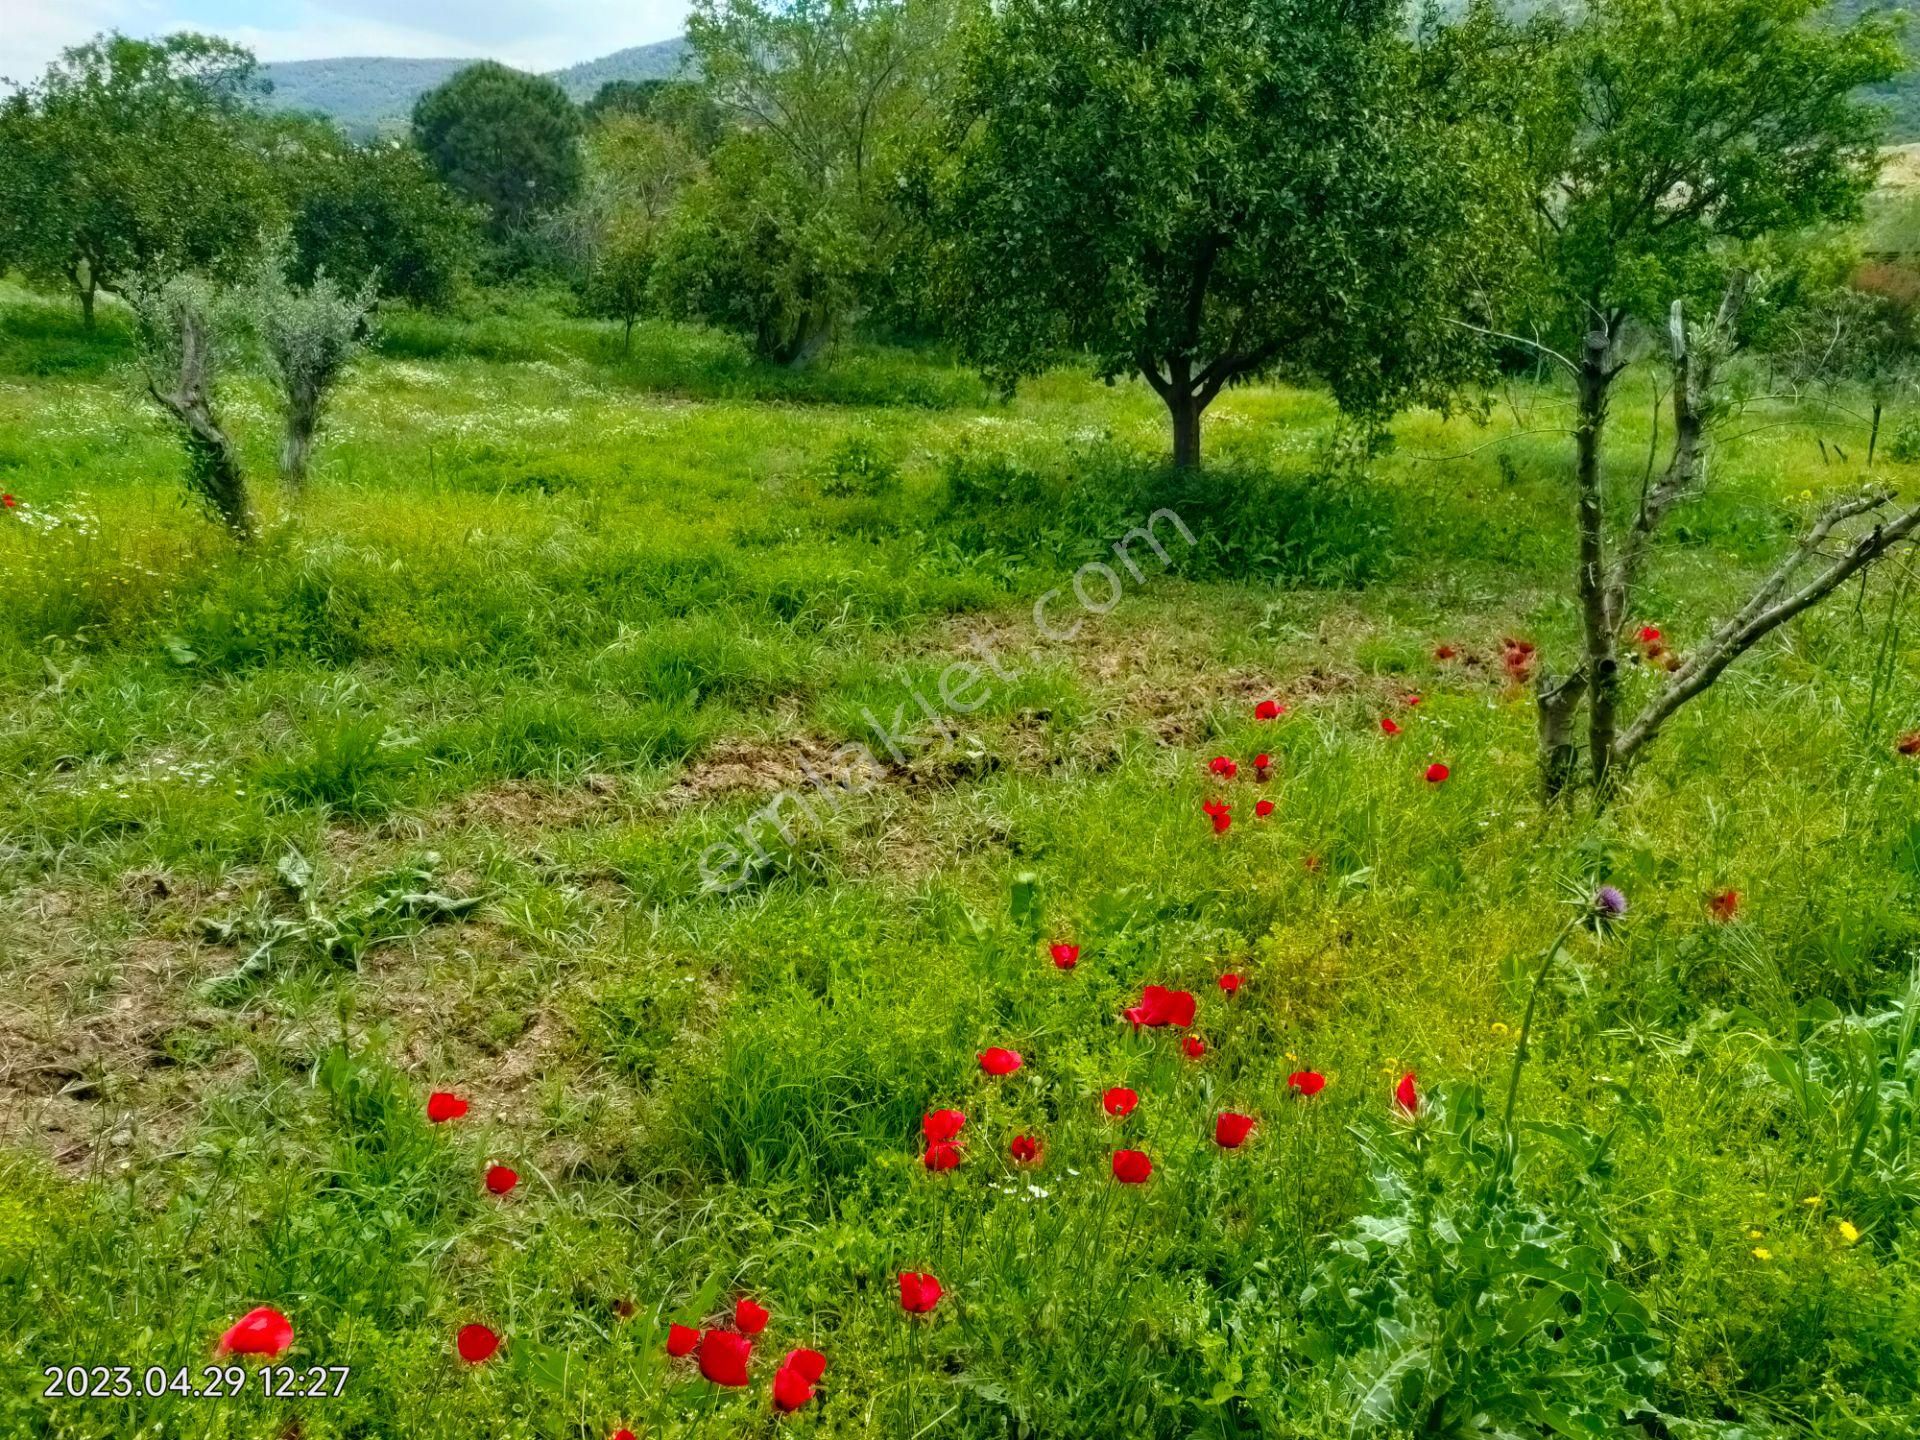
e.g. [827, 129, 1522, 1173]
[2, 281, 1918, 1437]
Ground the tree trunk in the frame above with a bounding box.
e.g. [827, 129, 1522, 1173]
[149, 307, 251, 541]
[280, 417, 315, 491]
[1574, 326, 1619, 793]
[1870, 402, 1882, 468]
[1535, 669, 1587, 803]
[1168, 387, 1203, 469]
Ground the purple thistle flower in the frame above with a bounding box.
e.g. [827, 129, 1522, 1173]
[1593, 885, 1627, 918]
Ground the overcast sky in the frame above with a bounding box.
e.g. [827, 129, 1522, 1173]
[1, 0, 688, 85]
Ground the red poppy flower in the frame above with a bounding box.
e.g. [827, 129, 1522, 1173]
[771, 1364, 813, 1412]
[898, 1271, 943, 1313]
[1254, 799, 1274, 818]
[1424, 763, 1450, 784]
[735, 1298, 770, 1336]
[979, 1047, 1022, 1075]
[922, 1140, 960, 1171]
[614, 1430, 638, 1440]
[0, 494, 15, 509]
[782, 1347, 828, 1384]
[426, 1091, 469, 1123]
[1254, 699, 1284, 720]
[1502, 638, 1537, 682]
[1208, 755, 1239, 778]
[1405, 693, 1422, 706]
[698, 1328, 752, 1386]
[1253, 753, 1272, 781]
[1707, 889, 1740, 922]
[1434, 644, 1456, 661]
[1123, 984, 1197, 1029]
[922, 1108, 966, 1142]
[1201, 798, 1232, 834]
[667, 1323, 698, 1357]
[1218, 973, 1242, 995]
[484, 1163, 518, 1195]
[1899, 731, 1920, 756]
[1214, 1112, 1255, 1148]
[217, 1306, 293, 1358]
[1182, 1035, 1206, 1059]
[1009, 1133, 1040, 1163]
[456, 1323, 501, 1365]
[1112, 1148, 1153, 1184]
[1102, 1086, 1138, 1117]
[1049, 942, 1080, 969]
[1379, 717, 1401, 736]
[1637, 625, 1662, 645]
[1393, 1072, 1420, 1115]
[1287, 1070, 1326, 1098]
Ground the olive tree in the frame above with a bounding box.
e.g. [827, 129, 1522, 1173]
[927, 0, 1492, 467]
[250, 256, 377, 489]
[125, 273, 251, 540]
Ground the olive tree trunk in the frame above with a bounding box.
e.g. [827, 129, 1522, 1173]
[148, 307, 251, 541]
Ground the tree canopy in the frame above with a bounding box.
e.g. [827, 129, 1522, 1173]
[0, 32, 281, 325]
[926, 0, 1493, 466]
[410, 62, 583, 242]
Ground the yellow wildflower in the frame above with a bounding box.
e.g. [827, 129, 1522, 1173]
[1837, 1220, 1860, 1245]
[1751, 1246, 1772, 1261]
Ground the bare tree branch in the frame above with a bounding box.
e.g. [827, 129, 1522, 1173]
[1614, 491, 1920, 762]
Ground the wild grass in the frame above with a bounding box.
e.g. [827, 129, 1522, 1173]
[1, 285, 1918, 1437]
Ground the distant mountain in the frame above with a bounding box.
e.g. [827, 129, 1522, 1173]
[259, 37, 690, 137]
[549, 40, 695, 100]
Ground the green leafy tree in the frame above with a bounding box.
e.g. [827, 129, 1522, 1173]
[649, 131, 858, 364]
[410, 62, 583, 242]
[925, 0, 1490, 468]
[565, 115, 699, 351]
[679, 0, 953, 351]
[1484, 0, 1904, 794]
[281, 134, 479, 309]
[583, 79, 726, 152]
[0, 32, 280, 327]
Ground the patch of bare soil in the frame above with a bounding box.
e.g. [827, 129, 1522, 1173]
[437, 774, 626, 831]
[0, 895, 234, 1172]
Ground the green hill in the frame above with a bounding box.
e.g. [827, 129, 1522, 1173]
[259, 38, 690, 137]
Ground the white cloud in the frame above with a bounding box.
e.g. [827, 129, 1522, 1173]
[1, 0, 686, 87]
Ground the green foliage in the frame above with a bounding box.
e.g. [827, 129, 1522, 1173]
[582, 78, 725, 152]
[566, 115, 699, 346]
[247, 248, 378, 483]
[410, 62, 584, 244]
[198, 847, 483, 999]
[679, 0, 953, 352]
[0, 32, 281, 322]
[283, 137, 479, 309]
[649, 131, 861, 363]
[1308, 1086, 1670, 1438]
[1501, 0, 1902, 341]
[929, 0, 1492, 465]
[1745, 970, 1920, 1231]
